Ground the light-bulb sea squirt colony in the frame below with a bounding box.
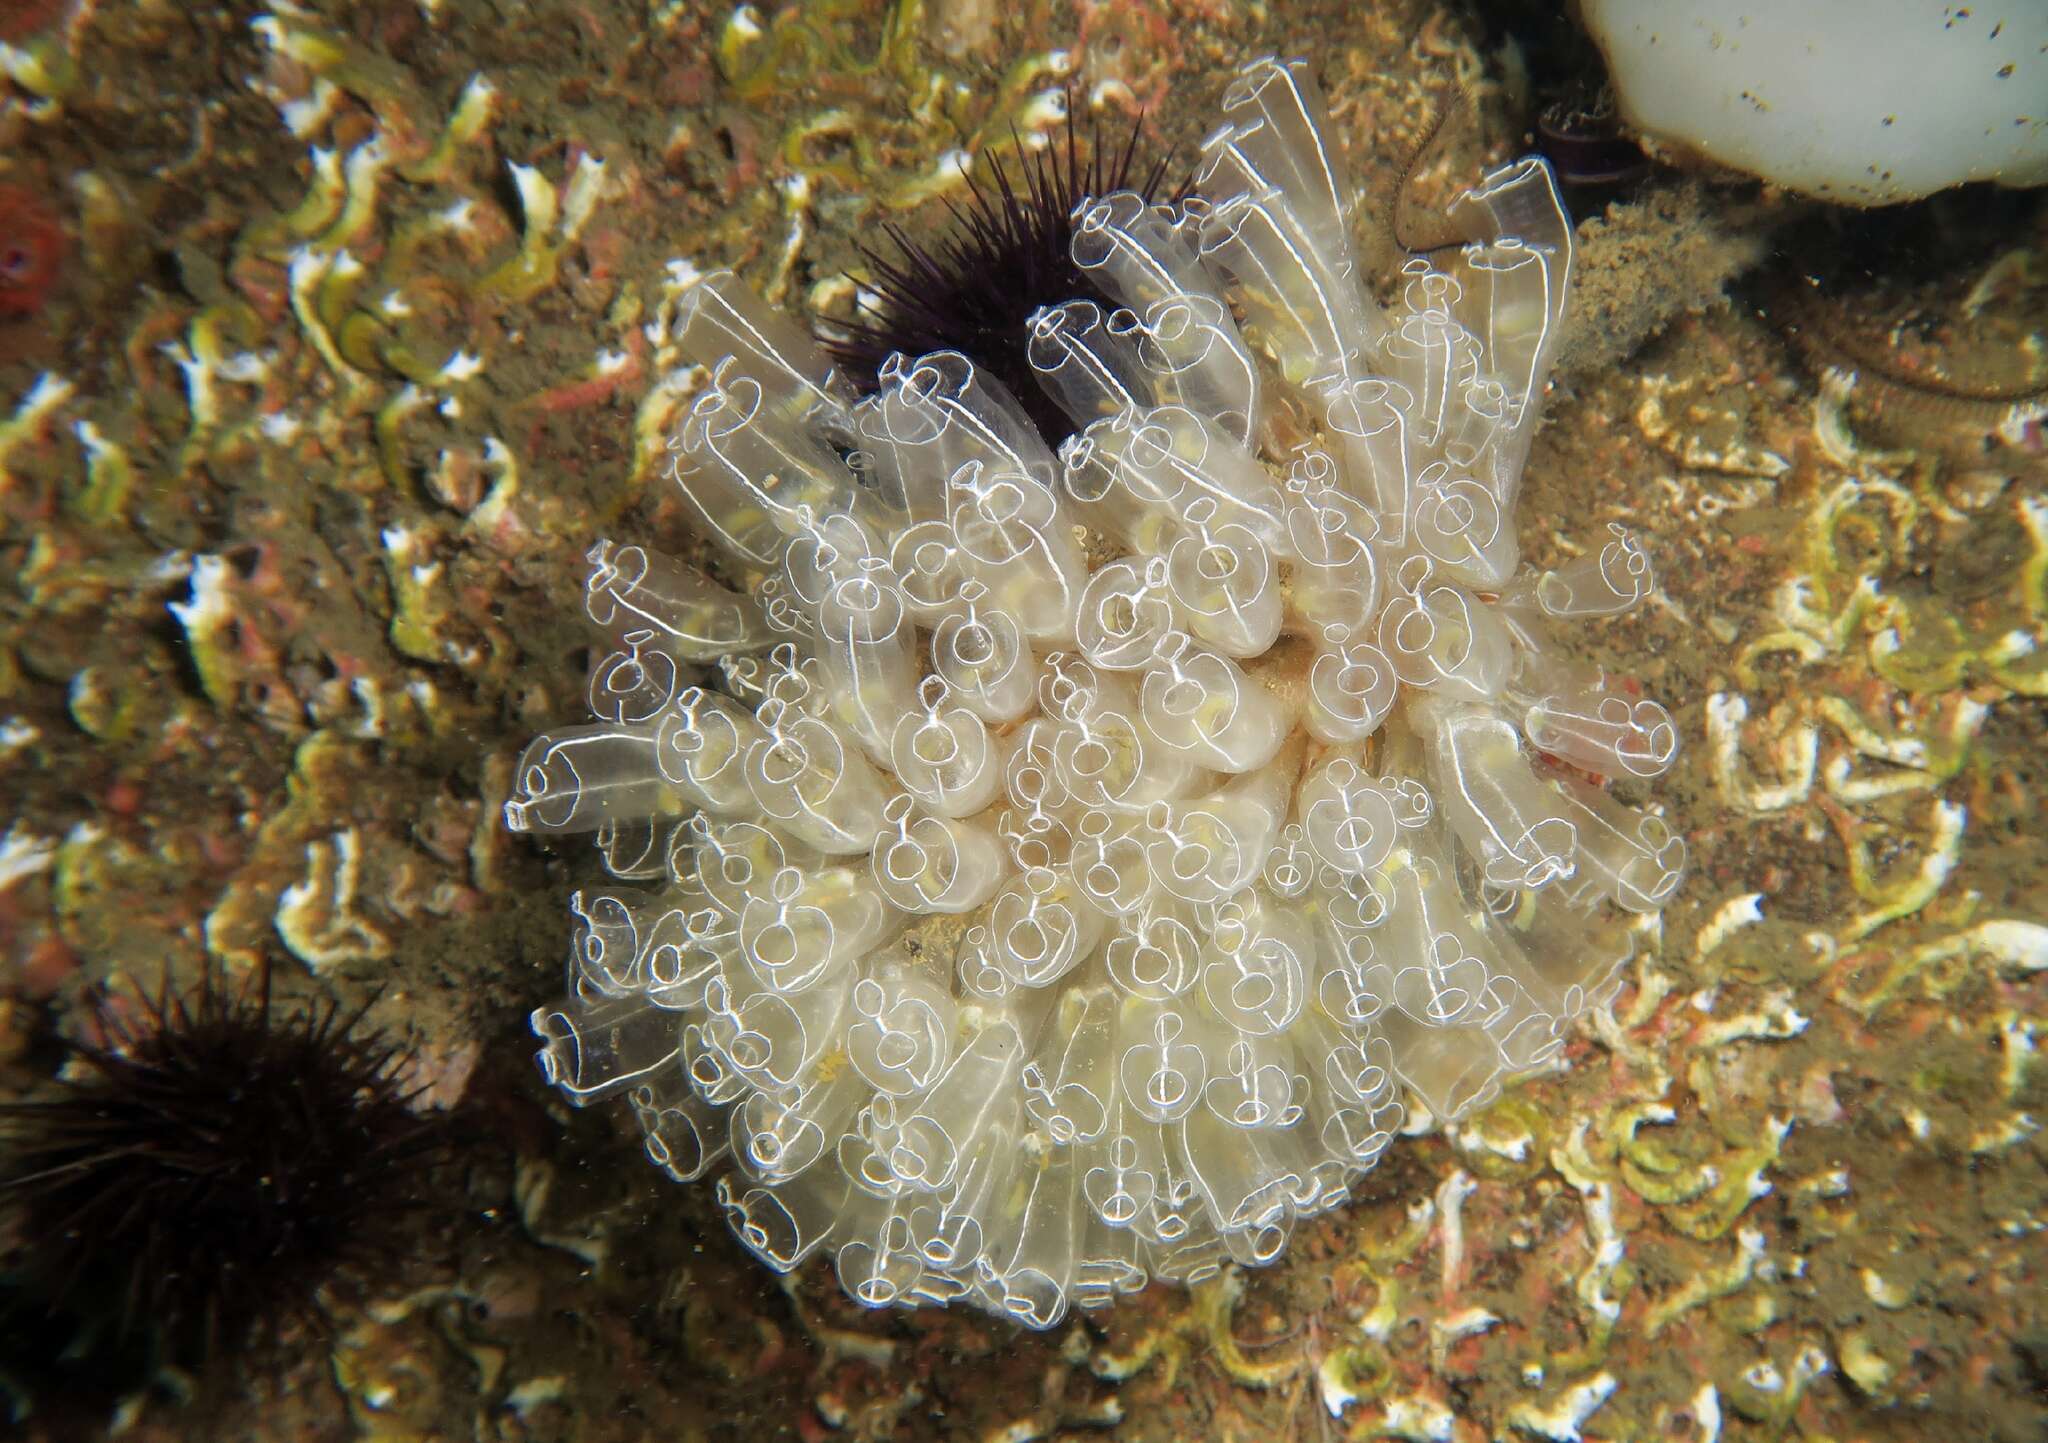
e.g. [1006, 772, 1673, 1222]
[505, 56, 1686, 1329]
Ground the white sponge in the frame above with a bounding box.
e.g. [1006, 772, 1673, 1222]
[1581, 0, 2048, 204]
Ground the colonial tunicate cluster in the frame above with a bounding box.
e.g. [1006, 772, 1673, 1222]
[507, 57, 1685, 1328]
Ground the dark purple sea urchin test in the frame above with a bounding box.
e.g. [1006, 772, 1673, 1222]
[0, 962, 450, 1367]
[823, 113, 1176, 442]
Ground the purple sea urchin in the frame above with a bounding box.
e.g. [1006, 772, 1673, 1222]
[824, 114, 1175, 443]
[0, 962, 450, 1364]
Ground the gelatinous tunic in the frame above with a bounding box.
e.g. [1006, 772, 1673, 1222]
[506, 56, 1685, 1329]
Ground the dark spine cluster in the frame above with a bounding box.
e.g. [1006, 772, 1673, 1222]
[823, 113, 1174, 444]
[0, 962, 450, 1368]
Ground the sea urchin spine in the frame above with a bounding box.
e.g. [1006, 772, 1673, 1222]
[825, 109, 1174, 446]
[0, 962, 449, 1362]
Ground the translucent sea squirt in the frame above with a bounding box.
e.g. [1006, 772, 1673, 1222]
[505, 56, 1685, 1329]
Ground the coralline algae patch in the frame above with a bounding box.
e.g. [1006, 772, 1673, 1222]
[0, 181, 63, 320]
[0, 0, 2041, 1441]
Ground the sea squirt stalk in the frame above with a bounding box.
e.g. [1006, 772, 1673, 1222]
[507, 57, 1686, 1329]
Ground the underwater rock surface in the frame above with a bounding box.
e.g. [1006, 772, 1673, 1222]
[0, 0, 2040, 1438]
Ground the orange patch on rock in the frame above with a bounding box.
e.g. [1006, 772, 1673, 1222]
[1, 0, 59, 41]
[0, 184, 65, 318]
